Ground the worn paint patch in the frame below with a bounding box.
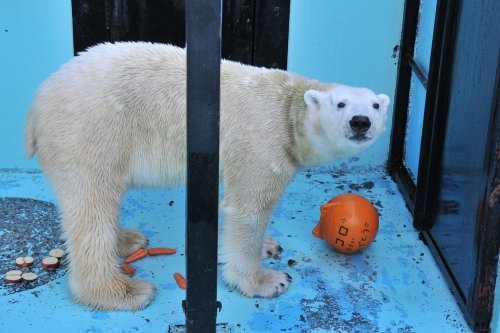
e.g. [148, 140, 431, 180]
[298, 266, 383, 333]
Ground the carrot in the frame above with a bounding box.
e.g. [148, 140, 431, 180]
[124, 248, 148, 263]
[120, 263, 136, 276]
[174, 272, 186, 290]
[148, 247, 177, 256]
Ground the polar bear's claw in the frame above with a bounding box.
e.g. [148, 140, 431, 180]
[253, 269, 292, 298]
[262, 236, 283, 260]
[72, 276, 156, 311]
[223, 266, 292, 299]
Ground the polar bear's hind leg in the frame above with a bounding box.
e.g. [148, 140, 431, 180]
[58, 175, 156, 310]
[116, 228, 149, 258]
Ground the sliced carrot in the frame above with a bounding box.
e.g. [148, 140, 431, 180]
[124, 248, 148, 263]
[174, 272, 186, 290]
[148, 248, 177, 256]
[120, 263, 136, 276]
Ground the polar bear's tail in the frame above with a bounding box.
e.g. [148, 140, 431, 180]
[25, 106, 37, 158]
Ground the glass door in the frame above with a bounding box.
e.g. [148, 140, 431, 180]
[389, 0, 500, 330]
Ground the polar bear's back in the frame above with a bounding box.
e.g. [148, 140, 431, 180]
[26, 42, 305, 188]
[40, 42, 187, 114]
[27, 43, 194, 186]
[28, 42, 292, 137]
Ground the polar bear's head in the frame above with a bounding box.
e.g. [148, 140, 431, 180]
[303, 84, 390, 162]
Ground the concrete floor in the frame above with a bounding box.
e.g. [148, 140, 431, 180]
[0, 166, 471, 332]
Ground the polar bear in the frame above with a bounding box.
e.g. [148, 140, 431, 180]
[25, 42, 389, 310]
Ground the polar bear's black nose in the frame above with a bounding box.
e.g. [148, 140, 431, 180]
[349, 116, 371, 135]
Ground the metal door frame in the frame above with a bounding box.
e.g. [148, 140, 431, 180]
[388, 1, 500, 330]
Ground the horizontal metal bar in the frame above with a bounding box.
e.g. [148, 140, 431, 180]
[406, 53, 429, 88]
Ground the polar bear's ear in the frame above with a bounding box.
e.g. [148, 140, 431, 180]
[377, 94, 390, 110]
[304, 90, 323, 110]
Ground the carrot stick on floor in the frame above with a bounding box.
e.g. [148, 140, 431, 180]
[174, 272, 186, 290]
[124, 248, 148, 263]
[148, 248, 177, 256]
[120, 263, 136, 276]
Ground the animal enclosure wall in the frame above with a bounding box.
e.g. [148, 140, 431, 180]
[1, 0, 403, 170]
[288, 0, 404, 167]
[0, 0, 74, 169]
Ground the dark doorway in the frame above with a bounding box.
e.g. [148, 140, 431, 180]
[71, 0, 290, 69]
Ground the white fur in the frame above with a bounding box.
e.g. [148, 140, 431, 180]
[25, 42, 389, 310]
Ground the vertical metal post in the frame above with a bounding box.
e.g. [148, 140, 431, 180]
[185, 1, 221, 332]
[413, 0, 459, 230]
[387, 0, 420, 212]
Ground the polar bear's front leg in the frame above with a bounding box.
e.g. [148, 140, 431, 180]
[220, 205, 292, 298]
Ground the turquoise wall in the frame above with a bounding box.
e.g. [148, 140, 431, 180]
[1, 1, 404, 169]
[0, 0, 74, 169]
[288, 0, 404, 167]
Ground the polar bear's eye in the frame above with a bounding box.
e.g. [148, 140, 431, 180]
[337, 102, 346, 109]
[373, 103, 380, 109]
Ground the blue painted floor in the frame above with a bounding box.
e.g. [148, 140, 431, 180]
[0, 166, 471, 332]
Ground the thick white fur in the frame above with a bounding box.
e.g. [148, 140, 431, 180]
[25, 42, 389, 310]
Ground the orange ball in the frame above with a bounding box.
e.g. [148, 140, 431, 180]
[312, 193, 379, 254]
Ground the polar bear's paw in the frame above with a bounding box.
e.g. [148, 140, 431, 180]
[262, 236, 283, 260]
[72, 277, 156, 311]
[224, 266, 292, 298]
[121, 279, 157, 310]
[117, 228, 149, 258]
[252, 269, 292, 298]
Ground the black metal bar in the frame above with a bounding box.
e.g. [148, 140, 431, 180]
[406, 53, 428, 88]
[108, 0, 124, 41]
[387, 0, 420, 208]
[115, 0, 186, 46]
[185, 1, 221, 332]
[71, 0, 109, 55]
[413, 0, 459, 230]
[390, 165, 416, 214]
[252, 0, 290, 69]
[221, 0, 255, 65]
